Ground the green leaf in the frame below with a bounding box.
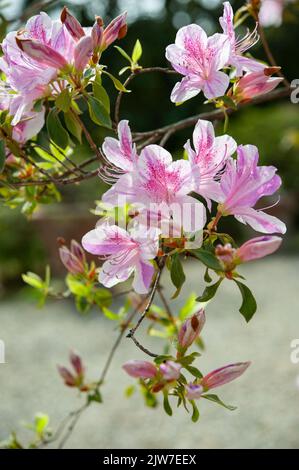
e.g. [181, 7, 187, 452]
[0, 139, 5, 173]
[234, 280, 257, 322]
[34, 413, 49, 437]
[163, 392, 173, 416]
[102, 306, 119, 321]
[184, 365, 203, 379]
[196, 278, 222, 302]
[87, 96, 112, 128]
[219, 95, 237, 110]
[114, 45, 132, 63]
[191, 248, 223, 271]
[93, 288, 112, 308]
[92, 82, 110, 113]
[132, 39, 142, 63]
[64, 112, 82, 143]
[103, 71, 131, 92]
[66, 275, 89, 297]
[201, 394, 237, 411]
[179, 293, 197, 320]
[190, 400, 200, 422]
[88, 389, 102, 404]
[125, 385, 136, 398]
[204, 268, 212, 283]
[55, 88, 72, 112]
[22, 272, 44, 290]
[46, 108, 69, 149]
[170, 253, 186, 299]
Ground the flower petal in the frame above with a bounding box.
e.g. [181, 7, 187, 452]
[235, 207, 287, 234]
[132, 260, 155, 294]
[202, 70, 229, 99]
[170, 76, 202, 103]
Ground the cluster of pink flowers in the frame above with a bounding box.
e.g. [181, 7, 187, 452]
[0, 8, 127, 144]
[122, 309, 250, 401]
[82, 118, 285, 293]
[165, 2, 283, 103]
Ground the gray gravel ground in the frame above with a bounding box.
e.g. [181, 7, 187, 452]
[1, 255, 299, 449]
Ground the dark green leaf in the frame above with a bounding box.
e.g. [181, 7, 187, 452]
[88, 389, 102, 404]
[190, 400, 200, 422]
[87, 96, 112, 128]
[184, 365, 203, 379]
[163, 393, 173, 416]
[201, 394, 237, 411]
[46, 108, 69, 149]
[93, 82, 110, 113]
[234, 280, 257, 322]
[170, 253, 186, 299]
[56, 88, 72, 112]
[204, 268, 212, 283]
[196, 278, 222, 302]
[64, 111, 82, 143]
[191, 248, 223, 271]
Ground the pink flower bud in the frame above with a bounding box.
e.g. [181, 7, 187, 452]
[185, 383, 204, 400]
[59, 243, 85, 275]
[16, 37, 68, 69]
[178, 309, 205, 350]
[102, 12, 127, 50]
[122, 360, 157, 379]
[215, 243, 236, 270]
[201, 362, 251, 390]
[91, 17, 104, 49]
[235, 68, 283, 102]
[57, 366, 76, 387]
[236, 236, 282, 262]
[60, 7, 85, 41]
[74, 36, 93, 71]
[160, 361, 181, 381]
[70, 350, 84, 377]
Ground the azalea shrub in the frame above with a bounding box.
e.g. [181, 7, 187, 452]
[0, 0, 292, 449]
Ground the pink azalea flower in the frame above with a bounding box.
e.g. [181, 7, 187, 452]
[102, 141, 206, 235]
[234, 68, 283, 102]
[81, 222, 160, 294]
[215, 145, 286, 234]
[201, 362, 250, 390]
[122, 360, 157, 379]
[101, 120, 137, 176]
[160, 361, 182, 381]
[219, 2, 264, 76]
[236, 235, 282, 262]
[178, 309, 206, 350]
[59, 239, 86, 275]
[184, 119, 237, 209]
[259, 0, 286, 27]
[165, 24, 231, 101]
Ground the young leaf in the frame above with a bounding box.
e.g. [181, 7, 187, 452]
[102, 306, 119, 321]
[132, 39, 142, 63]
[87, 96, 112, 128]
[46, 108, 69, 149]
[196, 278, 222, 302]
[190, 400, 200, 422]
[201, 394, 237, 411]
[103, 71, 131, 92]
[114, 45, 132, 63]
[170, 253, 186, 299]
[179, 293, 197, 320]
[22, 272, 44, 290]
[0, 140, 5, 173]
[234, 280, 257, 322]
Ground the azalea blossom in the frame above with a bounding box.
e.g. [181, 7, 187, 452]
[59, 239, 86, 275]
[122, 360, 157, 378]
[102, 140, 206, 236]
[184, 119, 237, 209]
[178, 309, 206, 350]
[234, 68, 283, 102]
[259, 0, 287, 27]
[201, 362, 250, 390]
[185, 383, 204, 400]
[215, 235, 282, 270]
[160, 361, 181, 381]
[219, 2, 264, 76]
[165, 25, 231, 101]
[81, 222, 160, 294]
[215, 145, 286, 234]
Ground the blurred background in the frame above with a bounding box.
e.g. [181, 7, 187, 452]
[0, 0, 299, 449]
